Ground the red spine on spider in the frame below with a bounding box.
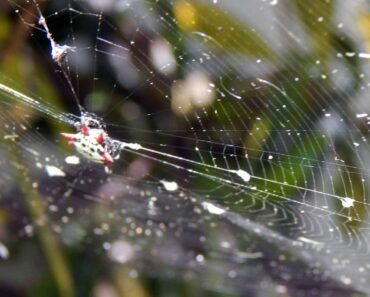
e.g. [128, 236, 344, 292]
[61, 112, 120, 168]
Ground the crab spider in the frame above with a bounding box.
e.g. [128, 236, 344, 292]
[61, 113, 119, 167]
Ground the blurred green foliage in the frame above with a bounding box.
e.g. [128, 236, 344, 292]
[0, 0, 368, 296]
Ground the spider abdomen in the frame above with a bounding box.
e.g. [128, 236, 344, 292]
[61, 124, 114, 166]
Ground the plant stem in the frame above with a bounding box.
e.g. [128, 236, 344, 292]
[15, 158, 75, 297]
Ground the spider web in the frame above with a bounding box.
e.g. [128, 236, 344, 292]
[0, 0, 369, 296]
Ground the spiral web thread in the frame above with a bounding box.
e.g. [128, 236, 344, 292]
[1, 0, 370, 295]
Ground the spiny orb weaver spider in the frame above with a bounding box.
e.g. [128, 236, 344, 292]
[61, 112, 121, 167]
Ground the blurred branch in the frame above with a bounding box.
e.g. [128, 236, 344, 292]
[1, 2, 44, 63]
[113, 267, 150, 297]
[12, 149, 75, 297]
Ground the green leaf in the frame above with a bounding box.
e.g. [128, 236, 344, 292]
[174, 0, 277, 60]
[292, 0, 335, 61]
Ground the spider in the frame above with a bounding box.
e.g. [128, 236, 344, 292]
[61, 112, 120, 167]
